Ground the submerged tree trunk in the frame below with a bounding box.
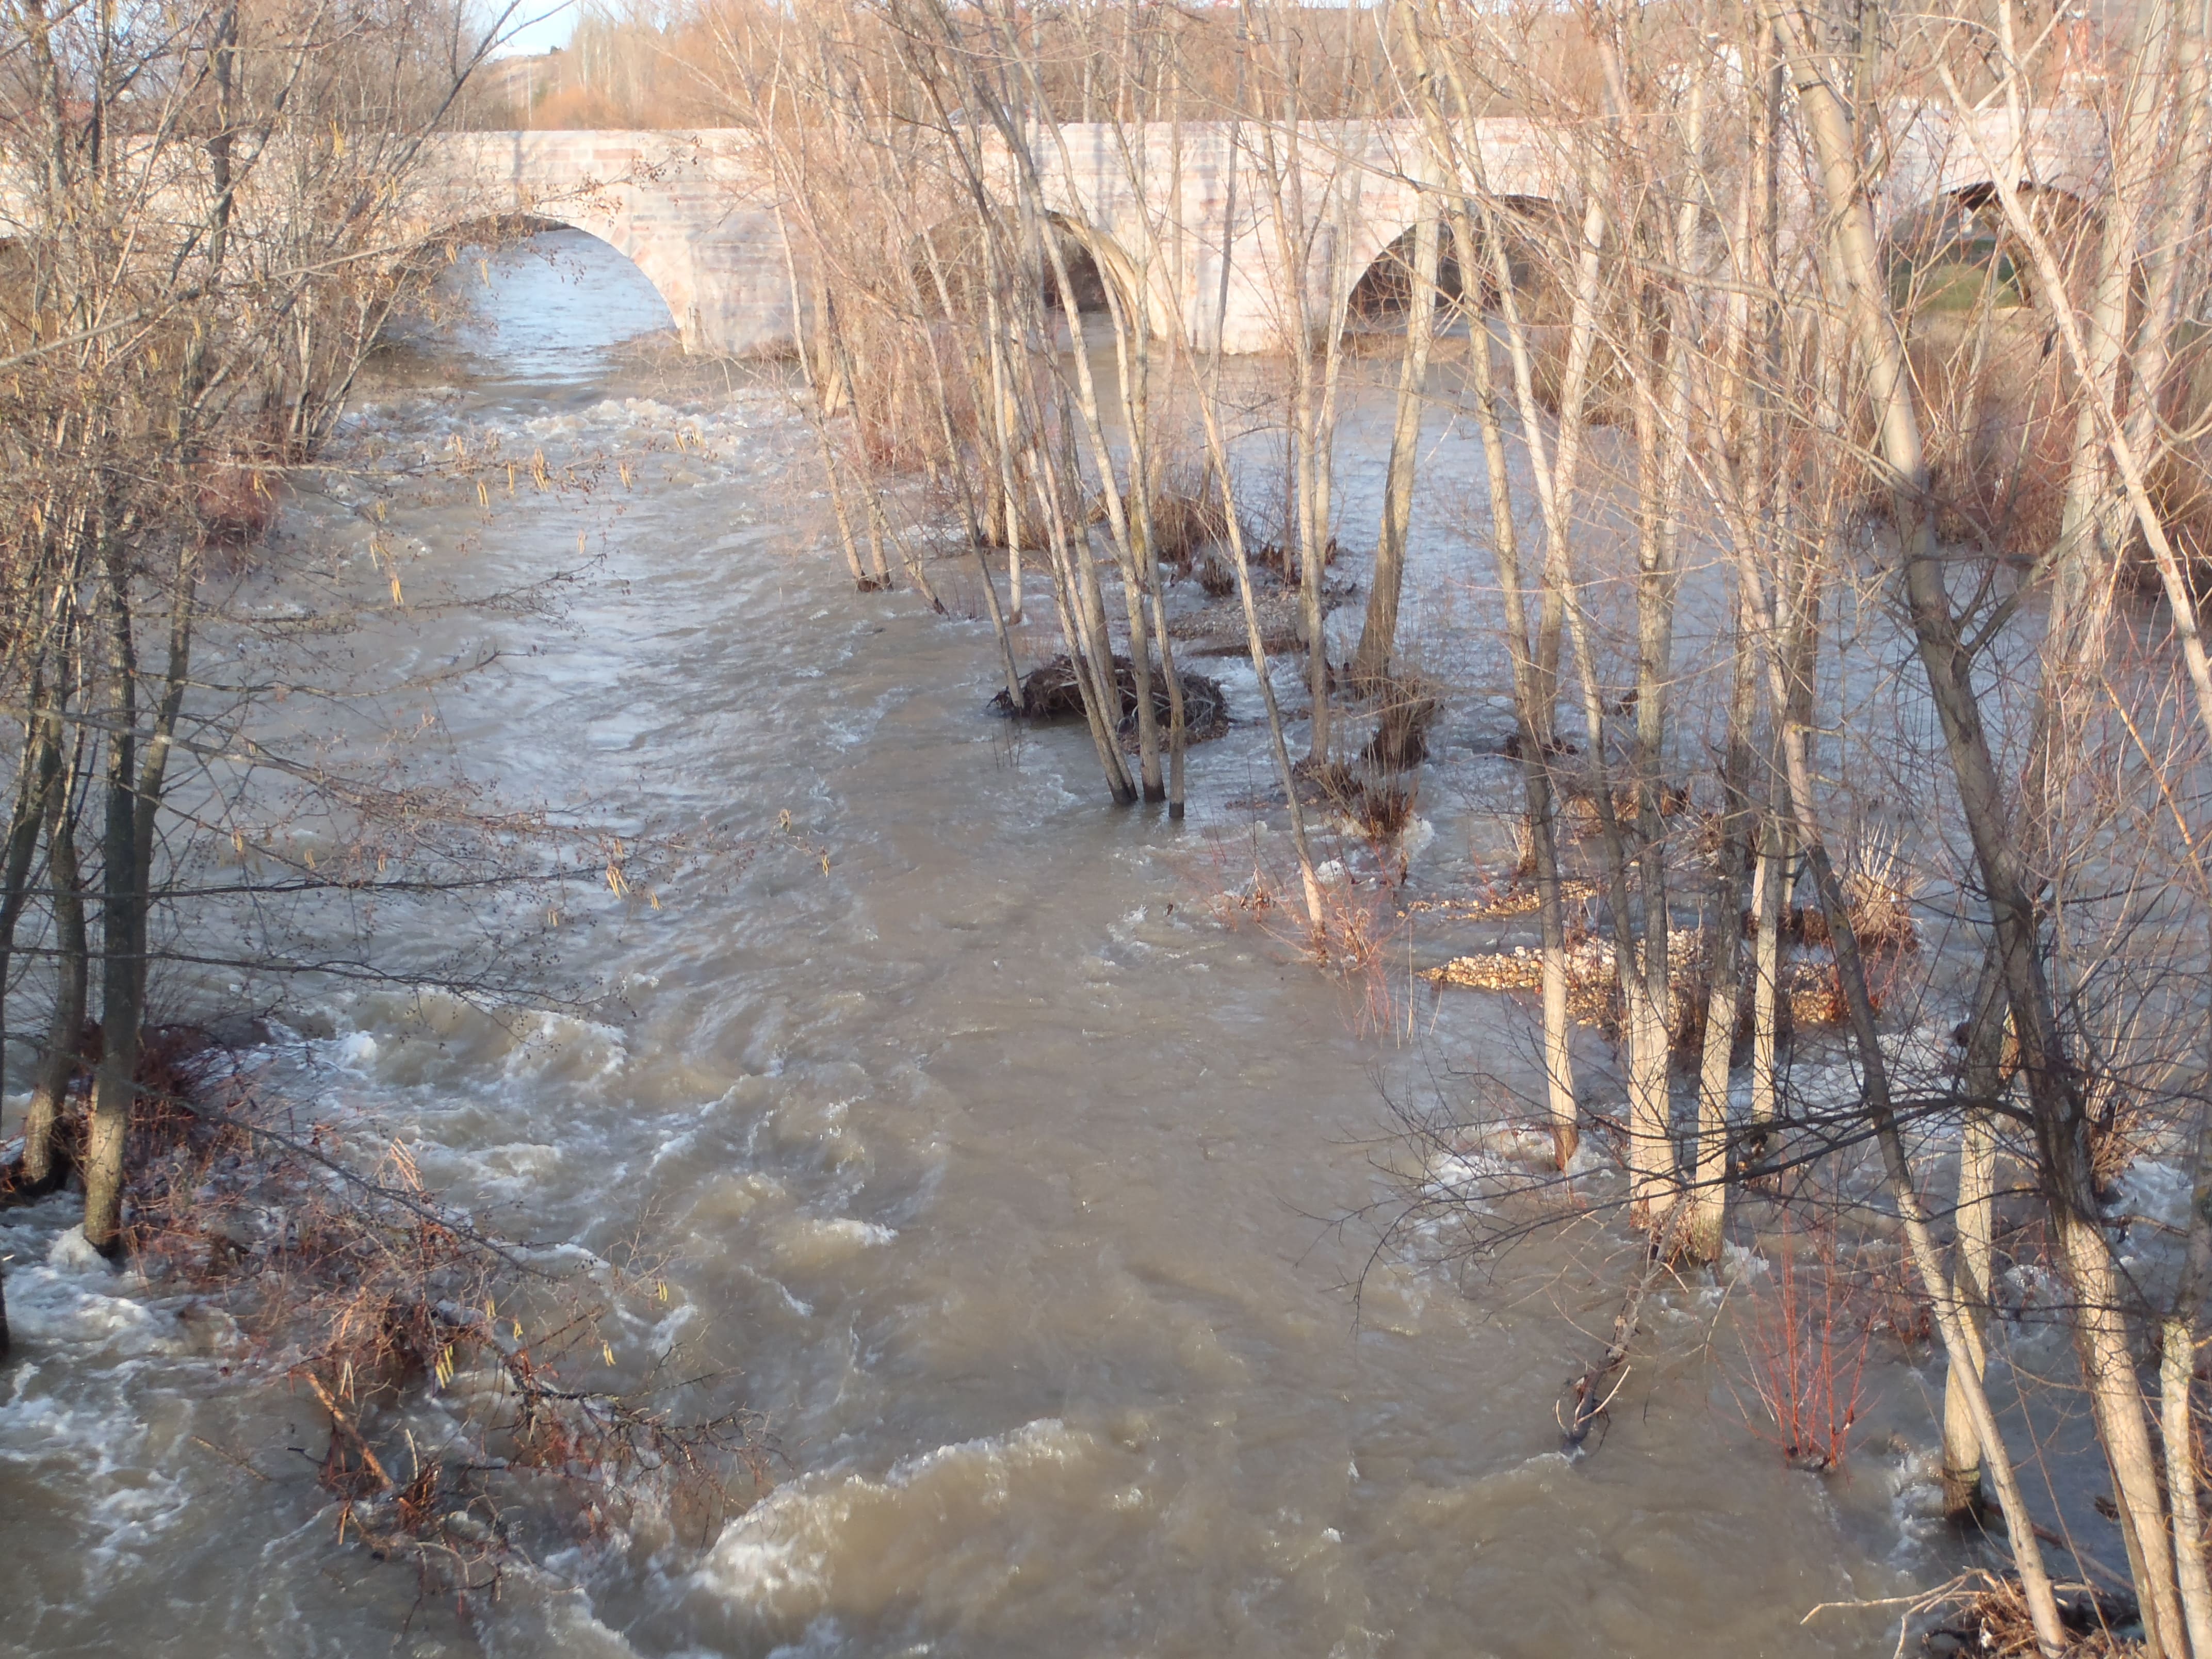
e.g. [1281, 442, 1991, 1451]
[1098, 274, 1165, 803]
[1194, 93, 1324, 928]
[1736, 492, 2065, 1647]
[1686, 596, 1759, 1261]
[1446, 284, 1577, 1159]
[19, 776, 85, 1191]
[826, 308, 895, 589]
[1942, 952, 2008, 1519]
[2162, 1050, 2212, 1658]
[82, 575, 140, 1254]
[84, 539, 192, 1254]
[985, 293, 1028, 626]
[1353, 214, 1439, 686]
[0, 693, 59, 1084]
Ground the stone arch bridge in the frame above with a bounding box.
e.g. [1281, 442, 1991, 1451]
[415, 109, 2107, 356]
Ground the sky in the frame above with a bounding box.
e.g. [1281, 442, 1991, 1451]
[495, 0, 578, 57]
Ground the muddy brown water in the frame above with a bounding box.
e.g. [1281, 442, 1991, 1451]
[0, 228, 2033, 1658]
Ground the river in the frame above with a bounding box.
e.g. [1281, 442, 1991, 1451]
[1, 227, 1994, 1658]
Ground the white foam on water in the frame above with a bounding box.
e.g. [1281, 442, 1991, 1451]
[2115, 1156, 2191, 1233]
[478, 1562, 647, 1658]
[2, 1205, 182, 1359]
[0, 1204, 213, 1605]
[696, 1418, 1096, 1622]
[770, 1216, 898, 1274]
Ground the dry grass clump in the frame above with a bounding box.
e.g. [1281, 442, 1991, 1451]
[1523, 322, 1637, 427]
[1777, 958, 1862, 1029]
[1097, 451, 1245, 570]
[2149, 324, 2212, 593]
[1559, 782, 1691, 839]
[1149, 484, 1235, 567]
[1193, 841, 1412, 1005]
[1084, 448, 1313, 578]
[1360, 673, 1440, 772]
[1296, 757, 1420, 841]
[1247, 532, 1346, 588]
[972, 475, 1054, 552]
[1839, 842, 1923, 953]
[1189, 541, 1347, 598]
[2084, 1072, 2158, 1193]
[193, 441, 285, 559]
[1745, 836, 1923, 957]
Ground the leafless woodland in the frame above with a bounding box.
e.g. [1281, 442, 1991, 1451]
[8, 0, 2212, 1648]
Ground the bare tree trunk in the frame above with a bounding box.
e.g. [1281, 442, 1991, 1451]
[84, 533, 192, 1255]
[829, 317, 897, 591]
[914, 231, 1026, 702]
[1310, 180, 1351, 720]
[82, 565, 139, 1254]
[1096, 106, 1190, 817]
[1243, 48, 1348, 770]
[1482, 176, 1635, 1198]
[1099, 273, 1166, 803]
[1001, 82, 1174, 818]
[1747, 806, 1784, 1142]
[2164, 1058, 2212, 1657]
[2043, 0, 2175, 629]
[1031, 459, 1137, 802]
[19, 793, 85, 1191]
[985, 296, 1028, 625]
[1943, 54, 2212, 783]
[0, 690, 58, 1089]
[1353, 213, 1439, 686]
[1628, 61, 1707, 1051]
[1942, 949, 2008, 1519]
[1686, 593, 1759, 1261]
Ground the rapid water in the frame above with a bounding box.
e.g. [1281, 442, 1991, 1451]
[1, 229, 1985, 1658]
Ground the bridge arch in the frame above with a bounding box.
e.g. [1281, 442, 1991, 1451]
[1042, 212, 1174, 340]
[1339, 196, 1574, 339]
[1885, 182, 2097, 315]
[414, 213, 690, 347]
[896, 210, 1165, 339]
